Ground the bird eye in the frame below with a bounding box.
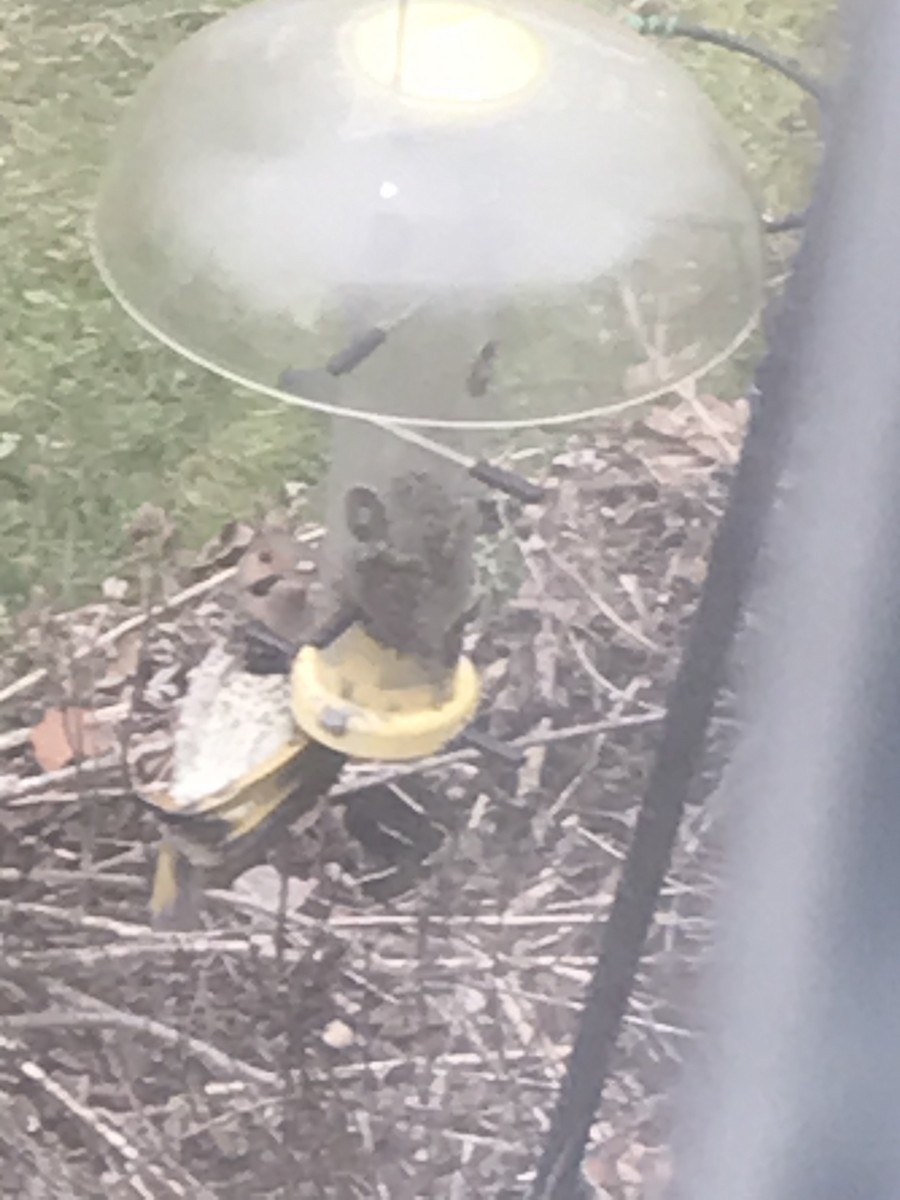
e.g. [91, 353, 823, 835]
[345, 486, 388, 543]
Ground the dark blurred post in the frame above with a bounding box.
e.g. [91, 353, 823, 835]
[674, 3, 900, 1198]
[530, 27, 833, 1200]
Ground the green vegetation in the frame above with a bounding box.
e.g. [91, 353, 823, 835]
[0, 0, 827, 616]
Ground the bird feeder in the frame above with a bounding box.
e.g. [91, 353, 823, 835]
[91, 0, 763, 763]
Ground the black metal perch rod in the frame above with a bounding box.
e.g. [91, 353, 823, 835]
[669, 2, 900, 1196]
[528, 24, 834, 1200]
[527, 252, 807, 1200]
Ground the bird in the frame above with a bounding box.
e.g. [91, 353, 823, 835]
[144, 527, 346, 929]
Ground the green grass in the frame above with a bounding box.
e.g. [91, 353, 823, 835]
[0, 0, 828, 617]
[652, 0, 829, 395]
[0, 0, 329, 615]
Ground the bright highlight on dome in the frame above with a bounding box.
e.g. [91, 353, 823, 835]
[347, 1, 544, 104]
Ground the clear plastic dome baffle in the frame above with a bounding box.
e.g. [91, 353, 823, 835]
[91, 0, 764, 432]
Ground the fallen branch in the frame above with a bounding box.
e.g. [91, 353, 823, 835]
[0, 527, 323, 709]
[544, 546, 662, 654]
[1, 1032, 186, 1200]
[10, 984, 278, 1089]
[0, 899, 149, 939]
[0, 704, 125, 756]
[334, 711, 663, 795]
[3, 710, 662, 805]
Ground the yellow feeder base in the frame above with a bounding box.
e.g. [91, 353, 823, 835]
[291, 624, 480, 761]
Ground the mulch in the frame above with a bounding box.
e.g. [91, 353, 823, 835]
[0, 396, 746, 1199]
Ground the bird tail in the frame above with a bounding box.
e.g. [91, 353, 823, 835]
[151, 840, 207, 931]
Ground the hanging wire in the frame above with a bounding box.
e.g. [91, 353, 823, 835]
[629, 11, 826, 235]
[630, 14, 825, 102]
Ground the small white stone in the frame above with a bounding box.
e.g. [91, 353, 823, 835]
[233, 866, 316, 913]
[321, 1019, 355, 1049]
[101, 576, 129, 601]
[457, 985, 486, 1015]
[0, 432, 22, 460]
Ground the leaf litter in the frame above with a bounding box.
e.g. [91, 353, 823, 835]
[0, 398, 748, 1199]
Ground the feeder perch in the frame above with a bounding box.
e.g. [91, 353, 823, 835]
[92, 0, 764, 763]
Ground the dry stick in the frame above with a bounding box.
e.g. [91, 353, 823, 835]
[272, 841, 298, 1200]
[329, 1045, 554, 1084]
[0, 1033, 176, 1200]
[117, 552, 170, 822]
[6, 916, 619, 974]
[74, 698, 107, 913]
[0, 702, 129, 756]
[13, 984, 278, 1088]
[3, 712, 661, 805]
[0, 527, 323, 710]
[535, 674, 642, 846]
[618, 281, 682, 404]
[331, 713, 661, 795]
[14, 1002, 567, 1091]
[4, 752, 124, 802]
[5, 937, 290, 972]
[217, 908, 623, 932]
[620, 279, 742, 470]
[686, 393, 741, 466]
[566, 631, 650, 707]
[415, 900, 434, 1113]
[577, 824, 627, 863]
[4, 751, 124, 801]
[0, 898, 149, 938]
[1, 846, 146, 894]
[535, 739, 605, 849]
[543, 545, 662, 653]
[175, 1094, 282, 1147]
[0, 865, 142, 890]
[101, 1018, 196, 1194]
[0, 567, 235, 709]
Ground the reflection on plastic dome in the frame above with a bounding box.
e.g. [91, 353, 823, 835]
[92, 0, 764, 429]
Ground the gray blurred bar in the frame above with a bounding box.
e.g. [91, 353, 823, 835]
[675, 3, 900, 1198]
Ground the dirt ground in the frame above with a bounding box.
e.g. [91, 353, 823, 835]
[0, 396, 747, 1198]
